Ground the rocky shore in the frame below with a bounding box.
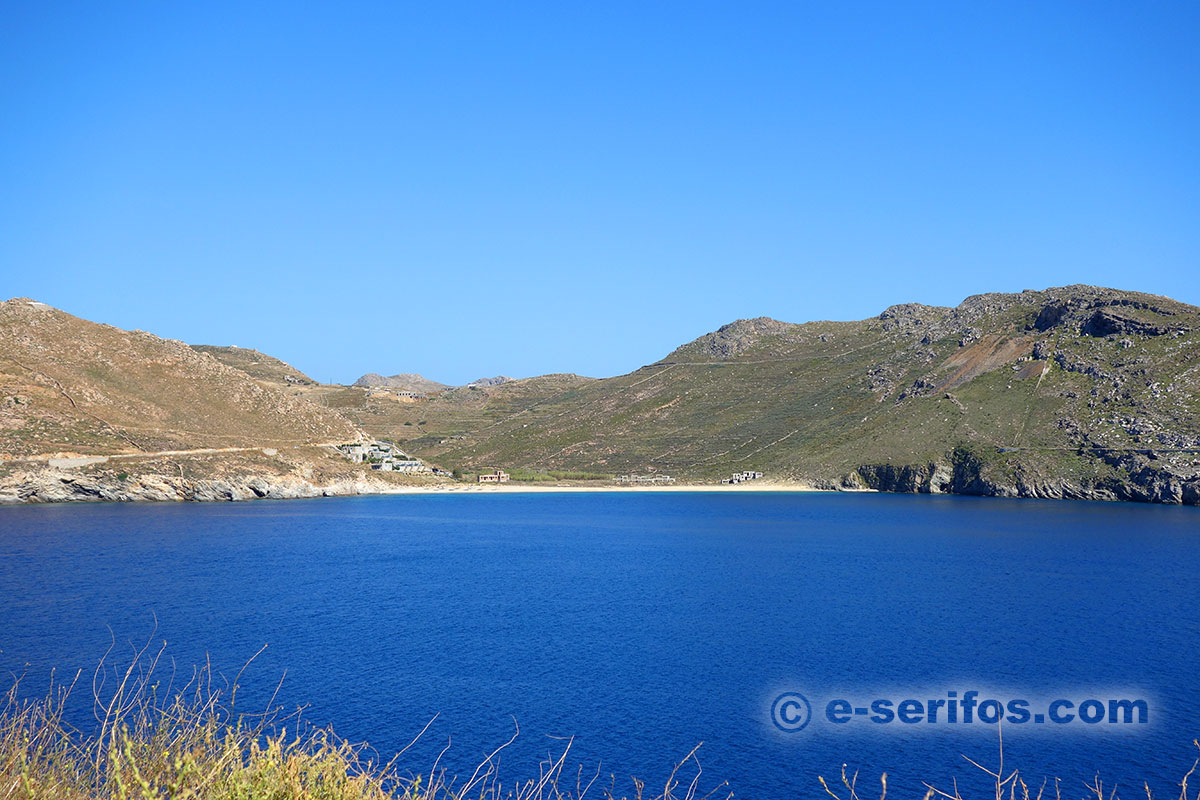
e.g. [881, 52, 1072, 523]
[850, 446, 1200, 506]
[0, 464, 407, 505]
[4, 458, 1198, 506]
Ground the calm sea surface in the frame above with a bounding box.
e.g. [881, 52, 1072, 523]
[1, 492, 1197, 797]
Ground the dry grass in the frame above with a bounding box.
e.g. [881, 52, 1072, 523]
[819, 729, 1200, 800]
[0, 637, 729, 800]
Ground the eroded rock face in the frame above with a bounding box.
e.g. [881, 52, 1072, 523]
[1034, 302, 1073, 332]
[854, 462, 958, 494]
[854, 447, 1200, 506]
[1030, 291, 1191, 338]
[1081, 309, 1173, 338]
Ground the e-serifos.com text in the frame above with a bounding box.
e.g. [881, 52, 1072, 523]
[769, 690, 1149, 732]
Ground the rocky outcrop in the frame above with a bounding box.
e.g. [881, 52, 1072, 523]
[0, 466, 408, 505]
[1029, 290, 1192, 338]
[1080, 309, 1174, 338]
[878, 303, 949, 334]
[854, 463, 954, 494]
[1033, 301, 1073, 332]
[854, 446, 1200, 506]
[671, 317, 796, 359]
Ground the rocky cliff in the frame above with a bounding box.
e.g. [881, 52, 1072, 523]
[0, 445, 442, 505]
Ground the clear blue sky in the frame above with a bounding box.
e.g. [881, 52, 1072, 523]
[2, 2, 1197, 384]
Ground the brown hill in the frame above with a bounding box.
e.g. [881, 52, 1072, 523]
[0, 298, 359, 457]
[191, 345, 317, 387]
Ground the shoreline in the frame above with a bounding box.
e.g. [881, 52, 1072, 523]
[371, 481, 835, 495]
[3, 463, 1196, 506]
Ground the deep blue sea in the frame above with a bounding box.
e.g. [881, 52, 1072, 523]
[1, 492, 1197, 797]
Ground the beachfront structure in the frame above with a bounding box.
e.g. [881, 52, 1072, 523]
[615, 474, 675, 485]
[478, 470, 510, 483]
[337, 440, 431, 473]
[370, 460, 428, 473]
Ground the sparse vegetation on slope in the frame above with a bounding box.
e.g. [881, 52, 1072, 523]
[0, 299, 358, 456]
[191, 345, 318, 387]
[357, 286, 1200, 504]
[325, 374, 597, 456]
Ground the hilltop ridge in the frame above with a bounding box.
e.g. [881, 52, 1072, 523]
[353, 373, 449, 393]
[357, 285, 1200, 505]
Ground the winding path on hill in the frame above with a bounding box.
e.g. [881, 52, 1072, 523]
[2, 441, 353, 468]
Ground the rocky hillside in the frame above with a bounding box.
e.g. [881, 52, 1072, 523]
[384, 286, 1200, 505]
[0, 299, 359, 455]
[0, 299, 443, 503]
[322, 373, 597, 450]
[191, 345, 317, 386]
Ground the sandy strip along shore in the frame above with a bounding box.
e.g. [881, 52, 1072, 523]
[373, 481, 845, 495]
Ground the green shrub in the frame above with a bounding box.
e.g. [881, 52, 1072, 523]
[546, 471, 611, 481]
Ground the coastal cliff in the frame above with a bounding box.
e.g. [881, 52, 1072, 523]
[0, 467, 392, 504]
[0, 449, 419, 505]
[852, 446, 1200, 505]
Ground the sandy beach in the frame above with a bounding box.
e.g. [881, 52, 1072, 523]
[378, 481, 838, 495]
